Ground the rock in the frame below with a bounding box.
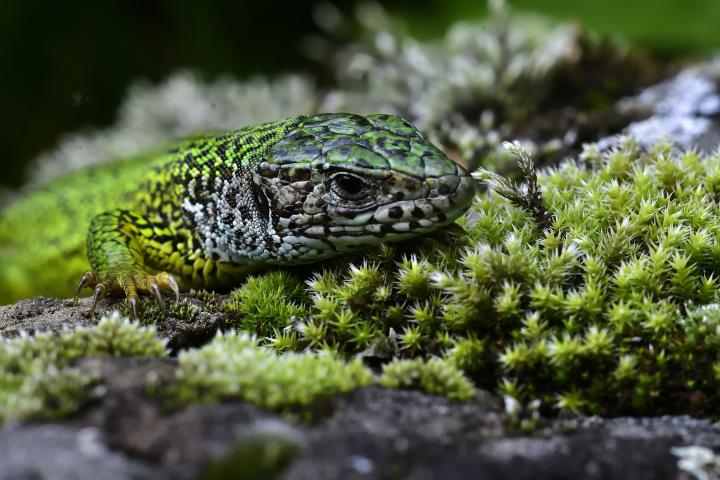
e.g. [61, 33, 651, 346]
[0, 424, 164, 480]
[70, 356, 304, 479]
[283, 387, 720, 480]
[4, 372, 720, 479]
[0, 296, 93, 337]
[0, 294, 232, 351]
[603, 59, 720, 153]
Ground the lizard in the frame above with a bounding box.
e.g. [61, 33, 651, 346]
[0, 113, 476, 316]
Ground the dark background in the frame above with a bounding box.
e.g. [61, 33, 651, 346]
[2, 0, 719, 189]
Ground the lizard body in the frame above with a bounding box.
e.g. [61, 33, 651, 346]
[0, 113, 475, 310]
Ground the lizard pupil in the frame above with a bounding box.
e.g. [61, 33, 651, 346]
[331, 173, 368, 201]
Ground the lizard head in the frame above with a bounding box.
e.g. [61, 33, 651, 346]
[257, 113, 476, 263]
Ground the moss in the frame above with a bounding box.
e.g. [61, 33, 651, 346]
[172, 330, 373, 410]
[224, 271, 310, 337]
[379, 358, 475, 401]
[0, 311, 167, 423]
[118, 296, 202, 325]
[187, 288, 221, 313]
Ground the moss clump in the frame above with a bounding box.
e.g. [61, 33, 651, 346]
[224, 271, 310, 337]
[172, 331, 373, 410]
[0, 311, 167, 422]
[379, 358, 475, 401]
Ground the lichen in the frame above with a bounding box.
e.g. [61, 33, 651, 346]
[0, 311, 167, 423]
[672, 445, 720, 480]
[618, 65, 720, 150]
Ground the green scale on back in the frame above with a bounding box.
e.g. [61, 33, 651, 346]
[0, 113, 476, 314]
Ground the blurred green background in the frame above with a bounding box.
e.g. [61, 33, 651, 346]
[1, 0, 719, 190]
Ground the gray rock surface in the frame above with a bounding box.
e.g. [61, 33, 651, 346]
[284, 388, 720, 480]
[0, 424, 165, 480]
[0, 294, 231, 351]
[602, 58, 720, 153]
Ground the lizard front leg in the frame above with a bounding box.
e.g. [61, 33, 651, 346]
[74, 209, 180, 318]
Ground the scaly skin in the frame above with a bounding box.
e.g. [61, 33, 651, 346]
[0, 113, 476, 314]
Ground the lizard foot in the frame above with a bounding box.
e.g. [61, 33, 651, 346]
[74, 270, 179, 319]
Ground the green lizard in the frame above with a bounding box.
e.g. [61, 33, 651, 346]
[0, 113, 476, 316]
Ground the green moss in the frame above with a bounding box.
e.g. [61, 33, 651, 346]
[224, 271, 310, 337]
[172, 331, 373, 410]
[118, 297, 201, 324]
[379, 358, 475, 401]
[0, 311, 167, 423]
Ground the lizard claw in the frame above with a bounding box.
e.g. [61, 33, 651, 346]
[91, 284, 106, 320]
[151, 281, 165, 312]
[129, 295, 139, 319]
[74, 271, 97, 305]
[74, 269, 180, 319]
[156, 272, 180, 303]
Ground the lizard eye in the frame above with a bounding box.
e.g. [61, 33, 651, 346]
[329, 173, 372, 201]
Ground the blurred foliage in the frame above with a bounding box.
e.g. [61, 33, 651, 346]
[395, 0, 720, 55]
[1, 0, 719, 190]
[0, 311, 167, 422]
[0, 0, 332, 189]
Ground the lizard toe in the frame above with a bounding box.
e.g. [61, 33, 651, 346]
[75, 269, 179, 319]
[155, 272, 180, 302]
